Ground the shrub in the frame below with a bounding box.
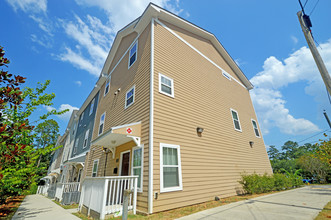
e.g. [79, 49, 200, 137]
[239, 172, 303, 194]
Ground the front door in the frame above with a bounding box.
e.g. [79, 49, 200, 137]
[120, 151, 130, 176]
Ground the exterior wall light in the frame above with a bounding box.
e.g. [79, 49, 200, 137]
[197, 127, 204, 133]
[249, 141, 254, 148]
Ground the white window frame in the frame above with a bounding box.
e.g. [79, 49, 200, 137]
[83, 129, 89, 148]
[73, 138, 79, 154]
[251, 119, 261, 138]
[222, 71, 231, 81]
[131, 145, 144, 192]
[80, 112, 84, 125]
[159, 73, 174, 98]
[119, 150, 131, 176]
[104, 80, 110, 96]
[72, 121, 77, 135]
[128, 41, 138, 69]
[230, 109, 242, 132]
[77, 168, 82, 182]
[92, 159, 99, 177]
[98, 112, 106, 136]
[89, 98, 95, 116]
[160, 143, 183, 193]
[125, 85, 135, 109]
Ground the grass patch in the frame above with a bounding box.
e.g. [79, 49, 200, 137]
[73, 191, 279, 220]
[52, 200, 79, 209]
[0, 195, 25, 219]
[315, 200, 331, 220]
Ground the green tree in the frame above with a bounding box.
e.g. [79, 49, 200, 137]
[34, 119, 60, 168]
[298, 154, 329, 183]
[267, 145, 280, 160]
[0, 46, 66, 202]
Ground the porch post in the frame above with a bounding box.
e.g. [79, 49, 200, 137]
[100, 179, 108, 220]
[78, 182, 85, 212]
[133, 177, 137, 214]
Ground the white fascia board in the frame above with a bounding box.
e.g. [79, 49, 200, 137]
[154, 5, 253, 90]
[110, 121, 141, 130]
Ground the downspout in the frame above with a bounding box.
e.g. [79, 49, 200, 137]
[148, 18, 155, 214]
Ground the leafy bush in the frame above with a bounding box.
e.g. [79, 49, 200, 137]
[239, 172, 303, 194]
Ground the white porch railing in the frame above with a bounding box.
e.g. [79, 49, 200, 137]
[79, 176, 138, 220]
[63, 182, 80, 193]
[55, 183, 64, 201]
[37, 185, 49, 195]
[54, 182, 81, 201]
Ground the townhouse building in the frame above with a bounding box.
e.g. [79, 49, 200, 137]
[42, 3, 272, 219]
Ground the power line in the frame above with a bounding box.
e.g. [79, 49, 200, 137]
[297, 128, 330, 143]
[303, 0, 309, 9]
[310, 0, 320, 15]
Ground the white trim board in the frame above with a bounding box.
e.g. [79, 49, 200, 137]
[155, 19, 246, 89]
[148, 18, 155, 214]
[119, 150, 131, 176]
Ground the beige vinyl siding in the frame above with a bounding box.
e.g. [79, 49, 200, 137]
[160, 19, 243, 85]
[108, 32, 138, 73]
[90, 23, 151, 213]
[153, 21, 272, 212]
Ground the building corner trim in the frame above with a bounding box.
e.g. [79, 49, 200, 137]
[148, 18, 155, 214]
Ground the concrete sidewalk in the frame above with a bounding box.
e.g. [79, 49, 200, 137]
[12, 194, 80, 220]
[178, 185, 331, 220]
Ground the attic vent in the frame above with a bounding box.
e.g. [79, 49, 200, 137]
[222, 71, 231, 81]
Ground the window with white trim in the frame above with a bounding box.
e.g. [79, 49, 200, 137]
[160, 143, 182, 192]
[132, 146, 143, 192]
[231, 109, 241, 131]
[77, 168, 82, 182]
[125, 86, 135, 108]
[104, 80, 110, 96]
[159, 73, 174, 98]
[251, 119, 260, 137]
[83, 129, 89, 148]
[128, 42, 137, 68]
[80, 112, 84, 124]
[92, 160, 99, 177]
[89, 98, 95, 116]
[73, 138, 79, 154]
[72, 121, 77, 135]
[222, 71, 231, 81]
[99, 113, 106, 136]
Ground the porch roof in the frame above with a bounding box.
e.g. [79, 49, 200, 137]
[91, 129, 140, 148]
[68, 152, 86, 164]
[91, 122, 141, 148]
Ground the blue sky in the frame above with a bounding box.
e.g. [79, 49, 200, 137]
[2, 0, 331, 149]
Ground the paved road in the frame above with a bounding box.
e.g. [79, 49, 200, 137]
[12, 194, 80, 220]
[178, 185, 331, 220]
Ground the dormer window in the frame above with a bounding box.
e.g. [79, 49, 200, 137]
[89, 98, 95, 116]
[128, 42, 138, 68]
[104, 80, 110, 96]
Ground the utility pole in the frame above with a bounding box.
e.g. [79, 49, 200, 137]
[323, 110, 331, 129]
[297, 4, 331, 95]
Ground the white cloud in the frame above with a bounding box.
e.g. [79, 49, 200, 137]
[58, 0, 183, 76]
[29, 15, 53, 36]
[75, 0, 183, 32]
[291, 35, 298, 44]
[45, 104, 79, 120]
[30, 34, 52, 48]
[6, 0, 47, 14]
[251, 38, 331, 135]
[57, 15, 113, 76]
[75, 81, 82, 86]
[59, 47, 101, 76]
